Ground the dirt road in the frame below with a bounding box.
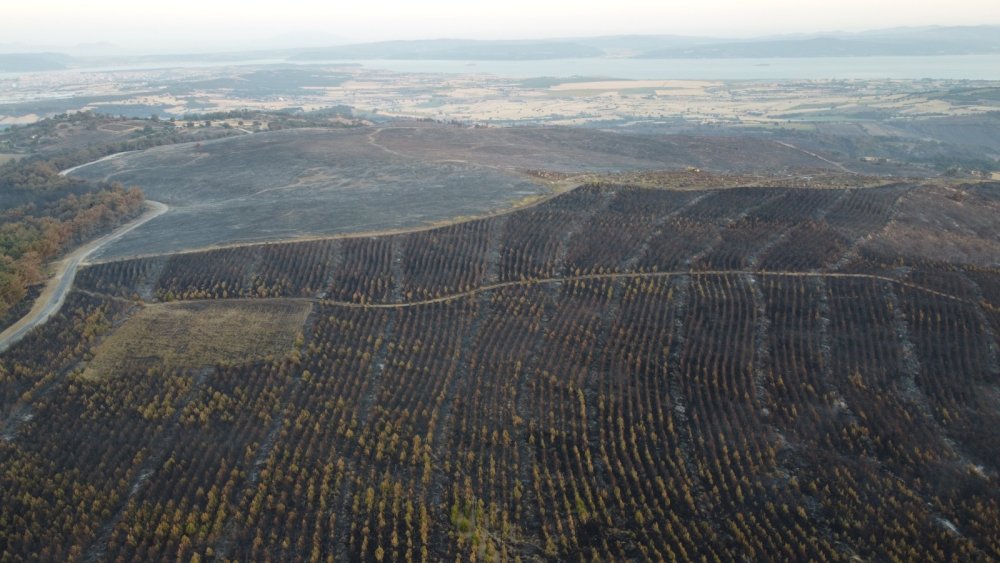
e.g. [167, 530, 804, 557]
[0, 201, 168, 353]
[59, 150, 139, 177]
[304, 269, 971, 309]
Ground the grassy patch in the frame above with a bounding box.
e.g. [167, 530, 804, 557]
[82, 299, 311, 380]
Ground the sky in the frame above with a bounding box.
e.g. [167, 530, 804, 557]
[5, 0, 1000, 54]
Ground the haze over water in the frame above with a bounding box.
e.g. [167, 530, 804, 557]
[332, 54, 1000, 81]
[5, 54, 998, 83]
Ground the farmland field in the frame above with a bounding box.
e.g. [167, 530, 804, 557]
[2, 180, 998, 561]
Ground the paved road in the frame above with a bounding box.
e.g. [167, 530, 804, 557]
[0, 200, 168, 354]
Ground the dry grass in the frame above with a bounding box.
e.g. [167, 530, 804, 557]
[82, 299, 311, 380]
[525, 169, 897, 191]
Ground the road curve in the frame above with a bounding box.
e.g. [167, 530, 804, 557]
[59, 150, 139, 177]
[0, 200, 168, 354]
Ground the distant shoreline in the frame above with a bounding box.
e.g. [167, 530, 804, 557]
[4, 53, 1000, 81]
[319, 54, 1000, 80]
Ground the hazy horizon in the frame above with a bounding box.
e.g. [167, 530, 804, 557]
[6, 0, 1000, 55]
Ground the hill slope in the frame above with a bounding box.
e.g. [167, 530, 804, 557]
[67, 125, 831, 260]
[2, 182, 999, 561]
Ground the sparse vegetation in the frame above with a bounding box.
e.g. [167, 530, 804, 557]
[81, 300, 312, 381]
[2, 181, 998, 561]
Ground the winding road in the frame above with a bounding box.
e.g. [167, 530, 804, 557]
[302, 269, 974, 309]
[58, 150, 139, 177]
[0, 200, 168, 354]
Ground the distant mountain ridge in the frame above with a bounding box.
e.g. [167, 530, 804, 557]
[293, 25, 1000, 60]
[636, 26, 1000, 58]
[2, 25, 999, 69]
